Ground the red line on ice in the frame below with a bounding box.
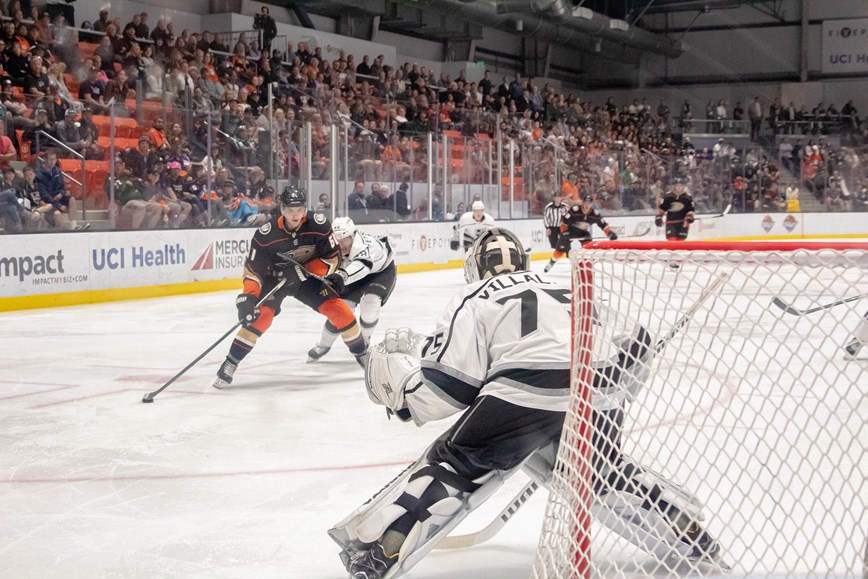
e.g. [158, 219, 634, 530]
[0, 460, 412, 484]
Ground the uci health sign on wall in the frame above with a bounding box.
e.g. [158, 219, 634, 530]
[822, 19, 868, 74]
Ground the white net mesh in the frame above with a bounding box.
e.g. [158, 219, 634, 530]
[532, 242, 868, 579]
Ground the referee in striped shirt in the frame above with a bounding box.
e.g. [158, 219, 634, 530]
[543, 191, 569, 250]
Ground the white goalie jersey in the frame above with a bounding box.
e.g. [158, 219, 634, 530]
[377, 272, 573, 426]
[339, 230, 394, 286]
[453, 212, 496, 250]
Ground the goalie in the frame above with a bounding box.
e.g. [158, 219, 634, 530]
[330, 228, 723, 579]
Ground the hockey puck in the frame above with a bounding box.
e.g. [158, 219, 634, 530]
[142, 396, 154, 403]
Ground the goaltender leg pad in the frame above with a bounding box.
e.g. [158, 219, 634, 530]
[329, 451, 433, 550]
[387, 469, 506, 579]
[593, 460, 719, 563]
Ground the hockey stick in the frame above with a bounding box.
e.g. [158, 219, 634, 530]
[655, 273, 729, 354]
[587, 221, 654, 242]
[278, 255, 341, 297]
[662, 204, 733, 226]
[141, 279, 287, 403]
[434, 479, 540, 550]
[706, 203, 732, 219]
[771, 292, 868, 316]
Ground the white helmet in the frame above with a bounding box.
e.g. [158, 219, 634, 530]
[332, 217, 356, 240]
[463, 227, 528, 284]
[471, 200, 485, 212]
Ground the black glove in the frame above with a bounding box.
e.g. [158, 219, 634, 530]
[607, 230, 618, 240]
[686, 214, 695, 223]
[236, 293, 259, 326]
[654, 215, 663, 227]
[450, 239, 460, 251]
[273, 261, 303, 286]
[325, 273, 346, 295]
[555, 233, 570, 252]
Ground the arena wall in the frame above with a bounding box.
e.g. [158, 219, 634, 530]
[0, 213, 864, 312]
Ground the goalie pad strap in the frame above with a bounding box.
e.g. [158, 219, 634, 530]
[394, 494, 423, 519]
[411, 464, 481, 494]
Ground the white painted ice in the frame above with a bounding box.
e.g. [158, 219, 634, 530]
[0, 266, 546, 579]
[0, 248, 865, 579]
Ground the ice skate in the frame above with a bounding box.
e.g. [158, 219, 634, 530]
[307, 344, 331, 363]
[354, 347, 370, 369]
[543, 260, 555, 273]
[676, 518, 729, 570]
[213, 358, 237, 389]
[843, 339, 862, 359]
[348, 543, 398, 579]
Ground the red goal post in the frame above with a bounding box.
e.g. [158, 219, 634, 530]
[533, 240, 868, 579]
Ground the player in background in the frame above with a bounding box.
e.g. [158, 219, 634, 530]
[543, 195, 617, 273]
[450, 200, 495, 252]
[307, 217, 397, 363]
[844, 309, 868, 358]
[542, 189, 569, 253]
[332, 228, 722, 579]
[656, 178, 696, 241]
[213, 187, 368, 389]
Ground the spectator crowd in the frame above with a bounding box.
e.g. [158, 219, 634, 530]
[0, 0, 866, 232]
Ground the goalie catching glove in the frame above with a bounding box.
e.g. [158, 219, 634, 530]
[364, 327, 427, 421]
[236, 293, 259, 326]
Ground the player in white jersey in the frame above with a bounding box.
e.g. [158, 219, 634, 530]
[308, 217, 397, 363]
[330, 227, 723, 578]
[450, 200, 495, 251]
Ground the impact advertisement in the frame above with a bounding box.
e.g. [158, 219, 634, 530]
[0, 213, 862, 305]
[822, 18, 868, 74]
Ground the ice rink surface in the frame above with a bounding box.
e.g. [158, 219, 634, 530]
[0, 249, 865, 579]
[0, 263, 546, 579]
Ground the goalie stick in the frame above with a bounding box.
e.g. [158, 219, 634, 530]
[433, 274, 729, 549]
[142, 278, 287, 403]
[655, 273, 730, 354]
[771, 293, 868, 316]
[434, 479, 540, 550]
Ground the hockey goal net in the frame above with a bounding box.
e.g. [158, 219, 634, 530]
[533, 241, 868, 578]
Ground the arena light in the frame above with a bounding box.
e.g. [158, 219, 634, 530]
[609, 18, 629, 31]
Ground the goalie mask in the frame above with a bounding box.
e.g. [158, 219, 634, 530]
[463, 228, 529, 284]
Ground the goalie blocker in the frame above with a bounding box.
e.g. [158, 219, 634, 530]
[331, 228, 725, 579]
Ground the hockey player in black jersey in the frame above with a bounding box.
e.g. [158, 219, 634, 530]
[656, 178, 696, 241]
[212, 186, 368, 389]
[544, 195, 617, 273]
[330, 227, 723, 579]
